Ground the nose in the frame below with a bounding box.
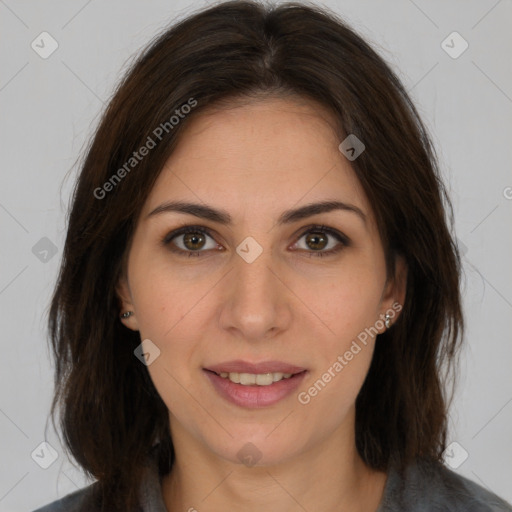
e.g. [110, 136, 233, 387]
[218, 244, 292, 342]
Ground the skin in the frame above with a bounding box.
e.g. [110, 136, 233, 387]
[117, 96, 406, 512]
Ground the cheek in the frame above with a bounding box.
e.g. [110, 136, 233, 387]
[296, 257, 385, 401]
[129, 276, 202, 420]
[305, 261, 385, 342]
[296, 307, 379, 422]
[130, 275, 200, 371]
[127, 240, 206, 339]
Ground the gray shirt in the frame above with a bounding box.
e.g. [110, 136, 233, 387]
[33, 451, 512, 512]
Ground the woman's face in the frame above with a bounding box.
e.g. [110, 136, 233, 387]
[118, 96, 404, 466]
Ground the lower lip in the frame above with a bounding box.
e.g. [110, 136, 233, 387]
[204, 369, 307, 408]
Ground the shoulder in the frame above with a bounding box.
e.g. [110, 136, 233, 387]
[31, 482, 99, 512]
[31, 444, 165, 512]
[379, 457, 512, 512]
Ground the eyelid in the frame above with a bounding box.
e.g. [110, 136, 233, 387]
[161, 224, 216, 246]
[291, 223, 350, 246]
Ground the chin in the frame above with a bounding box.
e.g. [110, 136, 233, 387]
[205, 430, 306, 468]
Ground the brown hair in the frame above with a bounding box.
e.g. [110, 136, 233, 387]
[47, 1, 463, 510]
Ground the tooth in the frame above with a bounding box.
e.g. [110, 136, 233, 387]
[239, 373, 257, 385]
[215, 370, 297, 385]
[256, 373, 274, 386]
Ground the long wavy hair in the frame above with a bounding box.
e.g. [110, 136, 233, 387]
[47, 1, 463, 510]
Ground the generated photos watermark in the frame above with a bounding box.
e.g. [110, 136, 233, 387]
[297, 301, 402, 405]
[93, 97, 198, 200]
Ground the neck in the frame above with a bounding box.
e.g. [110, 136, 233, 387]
[161, 415, 387, 512]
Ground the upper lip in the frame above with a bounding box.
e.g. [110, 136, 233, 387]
[205, 360, 307, 375]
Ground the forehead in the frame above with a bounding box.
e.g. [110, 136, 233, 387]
[142, 96, 369, 219]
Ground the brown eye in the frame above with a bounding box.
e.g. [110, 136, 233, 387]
[183, 232, 207, 251]
[305, 232, 328, 251]
[293, 225, 349, 258]
[162, 226, 219, 257]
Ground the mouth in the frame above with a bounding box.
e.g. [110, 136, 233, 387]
[203, 360, 308, 408]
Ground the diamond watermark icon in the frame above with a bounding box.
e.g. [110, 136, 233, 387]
[31, 441, 59, 469]
[236, 236, 263, 264]
[134, 339, 161, 366]
[237, 442, 262, 467]
[443, 441, 469, 469]
[338, 134, 365, 161]
[31, 32, 59, 59]
[32, 237, 58, 263]
[441, 32, 468, 59]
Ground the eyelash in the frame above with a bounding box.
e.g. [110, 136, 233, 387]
[161, 224, 350, 258]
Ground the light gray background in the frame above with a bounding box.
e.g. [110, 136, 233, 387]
[1, 1, 511, 511]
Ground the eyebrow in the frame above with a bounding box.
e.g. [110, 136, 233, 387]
[146, 200, 366, 225]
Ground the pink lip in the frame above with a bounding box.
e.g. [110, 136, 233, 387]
[205, 360, 307, 374]
[203, 368, 308, 409]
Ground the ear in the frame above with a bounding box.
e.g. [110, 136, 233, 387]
[116, 275, 140, 331]
[380, 254, 407, 329]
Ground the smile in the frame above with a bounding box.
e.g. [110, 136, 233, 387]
[203, 368, 308, 408]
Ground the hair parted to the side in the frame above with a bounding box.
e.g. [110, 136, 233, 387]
[48, 1, 463, 510]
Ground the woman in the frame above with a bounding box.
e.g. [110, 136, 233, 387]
[34, 1, 512, 511]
